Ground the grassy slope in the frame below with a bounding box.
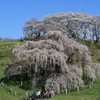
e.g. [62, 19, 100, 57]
[0, 40, 100, 100]
[0, 41, 26, 100]
[50, 79, 100, 100]
[0, 41, 41, 100]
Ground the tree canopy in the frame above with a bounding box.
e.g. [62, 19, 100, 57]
[4, 30, 100, 93]
[23, 12, 100, 42]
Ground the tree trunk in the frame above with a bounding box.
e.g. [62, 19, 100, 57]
[32, 73, 36, 87]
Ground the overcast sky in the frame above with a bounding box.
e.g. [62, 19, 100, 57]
[0, 0, 100, 39]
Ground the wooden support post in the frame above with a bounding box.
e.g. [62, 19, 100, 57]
[26, 91, 28, 97]
[21, 81, 23, 86]
[15, 91, 17, 96]
[65, 88, 68, 94]
[89, 83, 92, 89]
[91, 82, 93, 87]
[10, 88, 12, 93]
[77, 86, 79, 92]
[2, 81, 4, 86]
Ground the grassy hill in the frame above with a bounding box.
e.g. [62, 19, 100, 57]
[0, 40, 100, 100]
[0, 41, 23, 100]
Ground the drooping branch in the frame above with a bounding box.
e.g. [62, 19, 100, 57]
[4, 14, 100, 93]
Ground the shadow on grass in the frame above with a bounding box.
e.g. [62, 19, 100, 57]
[19, 81, 32, 90]
[0, 77, 5, 83]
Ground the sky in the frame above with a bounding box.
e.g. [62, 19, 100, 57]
[0, 0, 100, 39]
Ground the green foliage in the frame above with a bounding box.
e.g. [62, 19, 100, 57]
[95, 42, 100, 49]
[24, 36, 45, 41]
[76, 40, 100, 64]
[0, 41, 22, 58]
[85, 40, 93, 47]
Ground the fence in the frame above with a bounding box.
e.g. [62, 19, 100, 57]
[0, 81, 32, 99]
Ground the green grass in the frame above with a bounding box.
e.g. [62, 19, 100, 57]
[0, 41, 27, 100]
[0, 40, 100, 100]
[50, 79, 100, 100]
[0, 41, 39, 100]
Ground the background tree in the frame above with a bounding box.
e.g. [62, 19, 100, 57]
[23, 12, 98, 41]
[93, 16, 100, 42]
